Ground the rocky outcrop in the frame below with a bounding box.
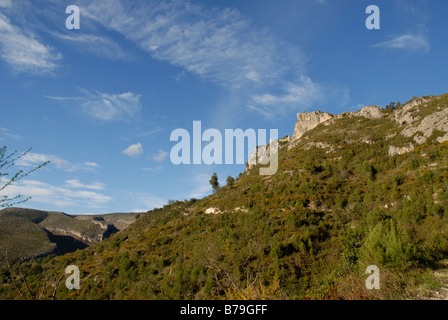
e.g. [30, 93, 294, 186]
[353, 105, 384, 119]
[288, 106, 385, 149]
[204, 207, 222, 215]
[291, 111, 334, 141]
[246, 105, 388, 172]
[398, 108, 448, 145]
[246, 136, 288, 171]
[244, 94, 448, 173]
[304, 141, 335, 153]
[389, 143, 415, 157]
[391, 95, 448, 148]
[42, 227, 104, 244]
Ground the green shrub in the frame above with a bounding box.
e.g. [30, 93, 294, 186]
[360, 220, 415, 268]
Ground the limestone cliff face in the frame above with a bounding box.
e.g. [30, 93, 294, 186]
[246, 136, 289, 171]
[288, 105, 384, 149]
[384, 95, 448, 155]
[291, 111, 334, 141]
[245, 94, 448, 173]
[388, 143, 415, 157]
[245, 105, 386, 172]
[393, 96, 448, 145]
[353, 105, 384, 119]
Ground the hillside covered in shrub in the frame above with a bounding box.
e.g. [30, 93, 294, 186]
[2, 94, 448, 300]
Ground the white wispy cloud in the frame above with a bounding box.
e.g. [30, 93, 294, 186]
[245, 70, 261, 82]
[246, 105, 276, 119]
[43, 95, 82, 101]
[135, 128, 164, 138]
[251, 77, 321, 106]
[81, 90, 142, 122]
[50, 32, 128, 60]
[2, 0, 347, 117]
[82, 0, 303, 90]
[0, 178, 112, 208]
[247, 76, 348, 117]
[125, 190, 166, 212]
[153, 149, 168, 163]
[187, 173, 213, 199]
[170, 70, 188, 82]
[16, 152, 72, 171]
[122, 143, 143, 157]
[78, 0, 324, 117]
[135, 194, 166, 211]
[77, 0, 346, 118]
[16, 152, 97, 172]
[374, 34, 430, 53]
[0, 0, 12, 8]
[142, 166, 163, 172]
[0, 127, 21, 140]
[46, 89, 142, 122]
[64, 179, 104, 191]
[0, 12, 61, 75]
[84, 161, 99, 168]
[1, 0, 131, 63]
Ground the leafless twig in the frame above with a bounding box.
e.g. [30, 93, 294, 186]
[5, 249, 26, 300]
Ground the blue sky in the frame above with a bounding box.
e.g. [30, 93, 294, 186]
[0, 0, 447, 214]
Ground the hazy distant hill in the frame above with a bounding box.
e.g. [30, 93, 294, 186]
[0, 208, 137, 264]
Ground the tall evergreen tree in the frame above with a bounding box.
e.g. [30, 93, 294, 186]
[209, 172, 220, 192]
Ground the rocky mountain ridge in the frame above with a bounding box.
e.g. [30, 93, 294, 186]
[247, 94, 448, 171]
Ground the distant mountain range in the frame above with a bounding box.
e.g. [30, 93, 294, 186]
[0, 207, 137, 264]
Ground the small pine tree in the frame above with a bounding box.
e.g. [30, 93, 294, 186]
[209, 172, 220, 192]
[226, 175, 235, 188]
[386, 102, 396, 110]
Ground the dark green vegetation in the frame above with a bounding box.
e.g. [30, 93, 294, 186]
[2, 94, 448, 300]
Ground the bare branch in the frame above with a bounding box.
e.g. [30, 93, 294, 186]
[5, 249, 26, 300]
[0, 146, 50, 208]
[52, 274, 64, 300]
[17, 259, 36, 300]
